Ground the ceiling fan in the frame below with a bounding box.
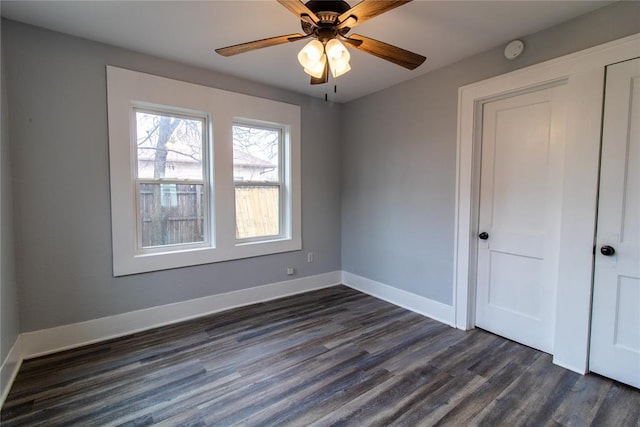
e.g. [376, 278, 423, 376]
[215, 0, 426, 85]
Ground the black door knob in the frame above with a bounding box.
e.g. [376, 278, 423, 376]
[479, 232, 489, 240]
[600, 245, 616, 256]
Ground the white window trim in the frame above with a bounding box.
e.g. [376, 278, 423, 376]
[107, 66, 301, 276]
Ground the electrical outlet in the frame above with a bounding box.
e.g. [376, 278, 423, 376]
[287, 267, 295, 275]
[307, 252, 314, 263]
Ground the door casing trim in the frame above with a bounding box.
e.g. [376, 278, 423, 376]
[453, 33, 640, 373]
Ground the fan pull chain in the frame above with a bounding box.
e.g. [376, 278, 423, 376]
[324, 82, 339, 102]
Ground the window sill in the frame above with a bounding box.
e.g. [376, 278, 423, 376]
[115, 236, 302, 276]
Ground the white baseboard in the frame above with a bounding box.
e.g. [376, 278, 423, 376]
[1, 335, 23, 407]
[342, 271, 455, 326]
[21, 271, 341, 359]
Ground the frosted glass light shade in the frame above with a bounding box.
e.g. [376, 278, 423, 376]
[298, 39, 351, 80]
[303, 54, 327, 78]
[325, 39, 351, 78]
[298, 40, 326, 78]
[329, 60, 350, 78]
[325, 39, 349, 61]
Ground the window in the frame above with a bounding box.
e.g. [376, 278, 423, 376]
[135, 110, 209, 250]
[107, 66, 301, 276]
[233, 123, 283, 241]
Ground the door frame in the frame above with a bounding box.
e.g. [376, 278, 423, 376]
[453, 33, 640, 374]
[474, 81, 568, 354]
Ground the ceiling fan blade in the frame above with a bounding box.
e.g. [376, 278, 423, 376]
[344, 34, 426, 70]
[310, 61, 329, 85]
[277, 0, 320, 25]
[337, 0, 412, 29]
[215, 34, 305, 57]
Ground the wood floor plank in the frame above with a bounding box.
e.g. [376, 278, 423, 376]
[309, 365, 453, 427]
[387, 367, 487, 426]
[199, 350, 374, 425]
[467, 335, 541, 379]
[432, 360, 531, 426]
[252, 369, 393, 426]
[2, 285, 639, 426]
[549, 374, 613, 426]
[469, 354, 581, 425]
[590, 380, 640, 425]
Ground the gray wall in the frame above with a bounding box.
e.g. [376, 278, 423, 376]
[341, 1, 640, 305]
[3, 1, 640, 335]
[1, 31, 20, 361]
[3, 20, 342, 332]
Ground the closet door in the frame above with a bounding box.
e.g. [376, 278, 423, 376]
[590, 58, 640, 389]
[475, 84, 567, 353]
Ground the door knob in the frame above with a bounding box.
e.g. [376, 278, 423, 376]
[479, 232, 489, 240]
[600, 245, 616, 256]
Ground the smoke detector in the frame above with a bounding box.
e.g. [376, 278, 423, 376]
[504, 39, 525, 60]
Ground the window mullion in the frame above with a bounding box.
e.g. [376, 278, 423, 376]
[234, 181, 280, 187]
[138, 178, 205, 186]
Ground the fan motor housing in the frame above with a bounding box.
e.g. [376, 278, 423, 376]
[301, 0, 352, 37]
[305, 0, 351, 16]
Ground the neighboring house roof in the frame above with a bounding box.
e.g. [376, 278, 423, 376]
[233, 150, 275, 169]
[138, 149, 274, 169]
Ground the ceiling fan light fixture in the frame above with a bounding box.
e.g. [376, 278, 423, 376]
[303, 54, 327, 78]
[298, 40, 325, 69]
[325, 39, 348, 60]
[330, 60, 351, 78]
[216, 0, 426, 86]
[325, 39, 351, 78]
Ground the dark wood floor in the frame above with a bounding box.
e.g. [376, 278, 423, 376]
[2, 285, 639, 426]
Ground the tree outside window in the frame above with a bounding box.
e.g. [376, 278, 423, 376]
[135, 110, 207, 248]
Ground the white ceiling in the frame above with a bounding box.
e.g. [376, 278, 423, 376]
[1, 0, 612, 103]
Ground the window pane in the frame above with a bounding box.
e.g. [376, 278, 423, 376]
[136, 111, 204, 180]
[139, 183, 205, 247]
[233, 125, 279, 182]
[235, 186, 280, 239]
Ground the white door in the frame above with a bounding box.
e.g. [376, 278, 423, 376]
[476, 84, 567, 353]
[590, 58, 640, 389]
